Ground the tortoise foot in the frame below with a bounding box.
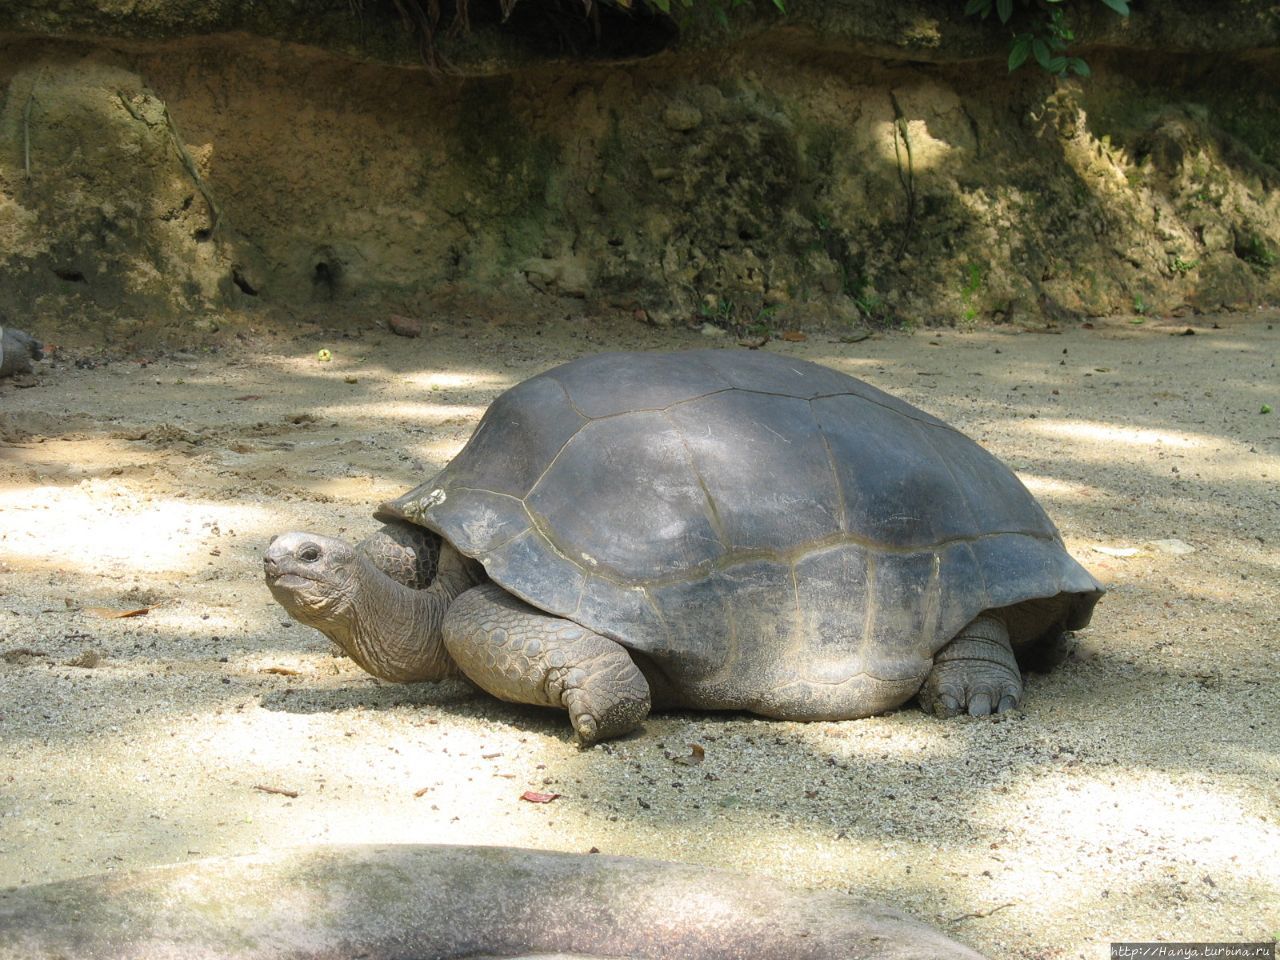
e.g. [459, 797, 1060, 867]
[921, 616, 1022, 718]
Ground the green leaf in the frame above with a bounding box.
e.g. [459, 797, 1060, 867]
[964, 0, 987, 15]
[1098, 0, 1130, 15]
[650, 0, 670, 11]
[770, 0, 786, 12]
[1047, 55, 1068, 74]
[1008, 34, 1032, 71]
[996, 0, 1013, 23]
[1069, 58, 1092, 77]
[1033, 37, 1051, 69]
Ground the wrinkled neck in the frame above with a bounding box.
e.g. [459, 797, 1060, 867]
[334, 552, 472, 683]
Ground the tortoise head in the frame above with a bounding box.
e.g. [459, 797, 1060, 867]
[264, 532, 362, 630]
[264, 530, 468, 684]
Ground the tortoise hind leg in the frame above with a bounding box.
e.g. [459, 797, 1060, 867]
[920, 615, 1022, 718]
[442, 583, 651, 744]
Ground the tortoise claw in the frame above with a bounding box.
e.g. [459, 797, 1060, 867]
[967, 692, 993, 717]
[935, 693, 962, 718]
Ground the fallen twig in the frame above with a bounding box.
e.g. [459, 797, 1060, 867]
[252, 784, 299, 799]
[947, 902, 1015, 924]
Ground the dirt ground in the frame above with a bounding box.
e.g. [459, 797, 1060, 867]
[1, 307, 1277, 959]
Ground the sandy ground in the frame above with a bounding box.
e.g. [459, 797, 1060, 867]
[1, 307, 1278, 959]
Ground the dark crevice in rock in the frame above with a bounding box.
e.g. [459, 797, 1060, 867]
[231, 268, 258, 296]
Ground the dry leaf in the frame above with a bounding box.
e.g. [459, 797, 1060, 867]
[234, 394, 264, 401]
[413, 786, 431, 798]
[520, 791, 560, 804]
[671, 744, 705, 766]
[263, 666, 301, 676]
[781, 330, 807, 342]
[85, 606, 151, 619]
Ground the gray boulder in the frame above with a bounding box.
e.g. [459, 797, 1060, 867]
[0, 843, 986, 959]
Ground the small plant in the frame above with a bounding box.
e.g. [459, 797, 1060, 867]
[1170, 256, 1198, 276]
[963, 0, 1130, 78]
[1132, 293, 1147, 315]
[854, 289, 883, 314]
[959, 262, 984, 326]
[698, 294, 779, 338]
[844, 272, 893, 326]
[1237, 233, 1277, 269]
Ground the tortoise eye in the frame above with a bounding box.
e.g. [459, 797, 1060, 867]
[297, 543, 322, 563]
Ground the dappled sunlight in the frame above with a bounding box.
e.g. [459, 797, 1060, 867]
[1024, 418, 1280, 489]
[870, 119, 949, 173]
[313, 400, 487, 425]
[1029, 420, 1204, 450]
[1016, 472, 1105, 502]
[397, 369, 515, 392]
[3, 309, 1276, 958]
[0, 484, 276, 577]
[799, 717, 966, 765]
[975, 770, 1280, 913]
[143, 606, 253, 637]
[293, 473, 401, 506]
[257, 355, 515, 393]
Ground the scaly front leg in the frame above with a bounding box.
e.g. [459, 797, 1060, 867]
[442, 583, 651, 744]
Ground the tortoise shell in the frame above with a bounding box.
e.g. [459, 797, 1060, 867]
[379, 350, 1101, 704]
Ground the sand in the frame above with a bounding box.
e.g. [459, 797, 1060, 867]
[1, 307, 1277, 959]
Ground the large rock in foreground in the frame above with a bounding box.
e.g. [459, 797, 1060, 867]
[0, 843, 986, 959]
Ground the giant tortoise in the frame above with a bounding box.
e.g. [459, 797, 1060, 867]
[265, 349, 1102, 743]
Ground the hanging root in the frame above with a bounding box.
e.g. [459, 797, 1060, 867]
[889, 90, 917, 261]
[23, 91, 34, 180]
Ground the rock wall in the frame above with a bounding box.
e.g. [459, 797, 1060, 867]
[1, 1, 1277, 335]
